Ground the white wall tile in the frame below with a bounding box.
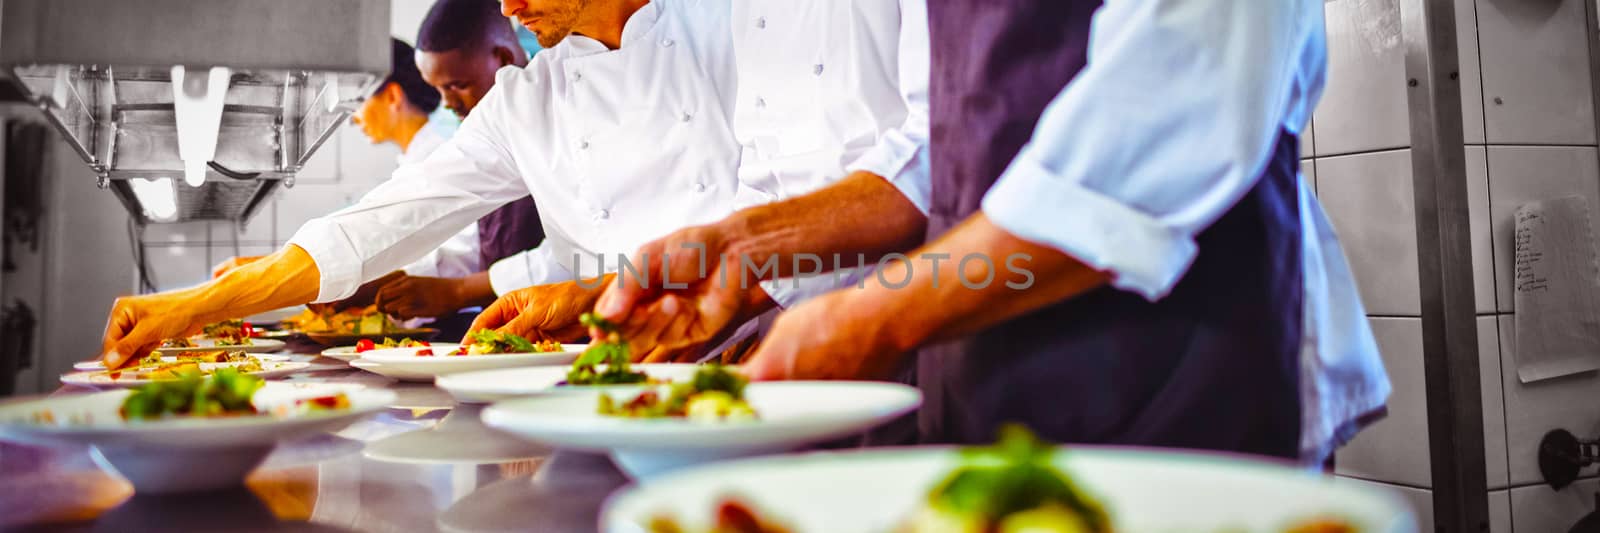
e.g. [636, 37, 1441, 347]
[1480, 316, 1510, 490]
[1499, 316, 1600, 486]
[275, 183, 355, 243]
[41, 135, 135, 382]
[1317, 149, 1495, 314]
[1477, 0, 1597, 145]
[1335, 477, 1432, 532]
[140, 220, 209, 246]
[391, 0, 439, 43]
[1302, 121, 1316, 160]
[1339, 318, 1430, 486]
[213, 199, 277, 245]
[143, 245, 210, 293]
[1486, 146, 1600, 312]
[1490, 489, 1512, 533]
[1511, 477, 1600, 532]
[1303, 160, 1317, 194]
[1316, 0, 1410, 156]
[1457, 0, 1487, 144]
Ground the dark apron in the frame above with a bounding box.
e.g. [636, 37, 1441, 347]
[917, 0, 1304, 459]
[477, 195, 546, 269]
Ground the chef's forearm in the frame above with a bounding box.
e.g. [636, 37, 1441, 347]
[842, 213, 1109, 353]
[193, 245, 322, 323]
[722, 171, 926, 278]
[456, 271, 498, 309]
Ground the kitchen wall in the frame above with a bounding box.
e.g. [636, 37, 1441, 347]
[1318, 0, 1600, 530]
[0, 1, 442, 396]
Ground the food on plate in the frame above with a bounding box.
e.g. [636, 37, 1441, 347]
[598, 364, 754, 420]
[439, 330, 561, 356]
[118, 368, 350, 421]
[99, 352, 266, 382]
[355, 337, 429, 353]
[898, 424, 1110, 533]
[120, 368, 264, 420]
[563, 312, 651, 385]
[161, 337, 196, 348]
[282, 305, 396, 335]
[648, 498, 793, 533]
[1282, 519, 1358, 533]
[201, 319, 254, 346]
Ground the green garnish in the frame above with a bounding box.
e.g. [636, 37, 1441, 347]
[598, 364, 751, 418]
[465, 329, 538, 353]
[119, 368, 264, 420]
[567, 313, 650, 385]
[927, 425, 1110, 532]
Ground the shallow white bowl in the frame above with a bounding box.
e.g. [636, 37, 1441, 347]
[482, 381, 920, 477]
[153, 338, 286, 355]
[436, 363, 709, 403]
[0, 382, 392, 493]
[602, 446, 1418, 533]
[74, 353, 291, 372]
[60, 361, 314, 389]
[355, 343, 586, 381]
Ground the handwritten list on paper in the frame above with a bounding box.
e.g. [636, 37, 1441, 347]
[1512, 196, 1600, 383]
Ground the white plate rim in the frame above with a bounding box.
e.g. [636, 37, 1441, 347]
[59, 361, 314, 388]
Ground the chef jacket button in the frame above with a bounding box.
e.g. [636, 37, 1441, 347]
[755, 16, 766, 29]
[694, 182, 707, 193]
[579, 139, 590, 150]
[681, 112, 692, 122]
[661, 38, 674, 47]
[755, 97, 766, 109]
[813, 64, 824, 76]
[572, 71, 583, 83]
[596, 209, 610, 220]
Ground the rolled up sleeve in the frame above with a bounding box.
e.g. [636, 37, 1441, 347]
[486, 245, 576, 296]
[846, 0, 931, 214]
[980, 0, 1307, 300]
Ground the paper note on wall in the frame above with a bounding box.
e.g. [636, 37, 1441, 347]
[1512, 195, 1600, 383]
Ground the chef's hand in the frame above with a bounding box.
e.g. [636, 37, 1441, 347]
[101, 292, 207, 368]
[211, 255, 264, 278]
[104, 245, 322, 369]
[467, 277, 611, 343]
[594, 224, 771, 359]
[743, 290, 907, 381]
[308, 270, 405, 314]
[374, 275, 472, 319]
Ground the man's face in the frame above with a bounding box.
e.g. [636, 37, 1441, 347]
[502, 0, 587, 48]
[349, 82, 400, 146]
[417, 48, 503, 119]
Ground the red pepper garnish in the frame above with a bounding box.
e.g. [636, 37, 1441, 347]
[450, 347, 468, 356]
[355, 339, 376, 352]
[416, 349, 434, 356]
[108, 371, 121, 380]
[308, 395, 341, 408]
[243, 323, 256, 338]
[417, 340, 431, 347]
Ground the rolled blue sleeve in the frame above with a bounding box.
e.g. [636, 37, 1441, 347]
[981, 0, 1311, 300]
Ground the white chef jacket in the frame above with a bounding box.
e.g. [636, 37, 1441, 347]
[393, 117, 482, 280]
[735, 0, 932, 308]
[966, 0, 1389, 463]
[289, 0, 741, 303]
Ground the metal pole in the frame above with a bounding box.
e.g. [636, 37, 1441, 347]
[1399, 0, 1488, 530]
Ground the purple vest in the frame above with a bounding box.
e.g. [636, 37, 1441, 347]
[920, 0, 1303, 459]
[477, 196, 545, 269]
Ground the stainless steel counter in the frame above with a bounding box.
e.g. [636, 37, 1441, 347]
[0, 361, 630, 532]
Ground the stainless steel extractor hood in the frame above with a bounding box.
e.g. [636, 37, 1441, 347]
[0, 0, 390, 224]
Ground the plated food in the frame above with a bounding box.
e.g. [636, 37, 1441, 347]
[60, 356, 312, 389]
[599, 364, 755, 421]
[73, 351, 290, 372]
[437, 363, 708, 403]
[566, 313, 651, 385]
[602, 430, 1409, 533]
[353, 335, 585, 382]
[481, 380, 921, 477]
[282, 305, 395, 335]
[0, 379, 392, 493]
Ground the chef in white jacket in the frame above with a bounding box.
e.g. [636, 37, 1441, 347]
[97, 0, 744, 367]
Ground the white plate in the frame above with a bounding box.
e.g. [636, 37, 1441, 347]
[349, 358, 434, 382]
[362, 404, 551, 465]
[74, 353, 291, 372]
[357, 343, 586, 380]
[482, 381, 920, 477]
[60, 361, 314, 389]
[320, 345, 362, 361]
[437, 363, 709, 403]
[602, 446, 1418, 533]
[153, 338, 286, 355]
[0, 382, 392, 493]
